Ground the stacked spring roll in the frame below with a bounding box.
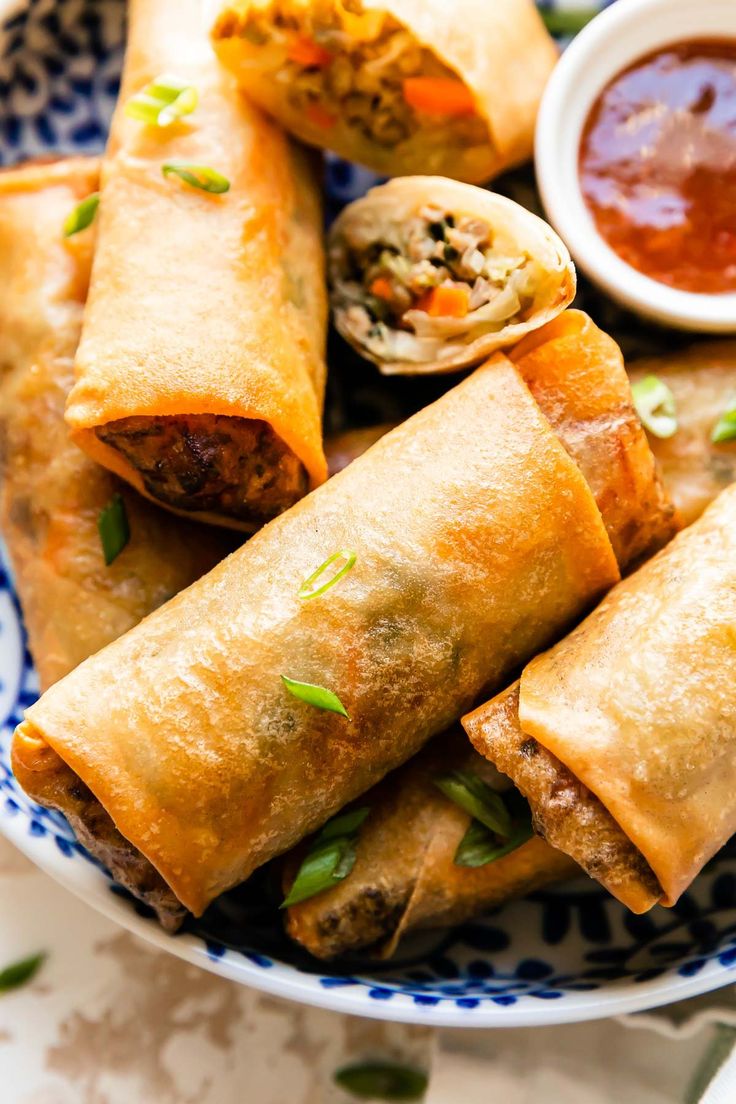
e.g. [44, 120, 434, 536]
[13, 310, 675, 926]
[327, 177, 576, 375]
[211, 0, 558, 183]
[0, 159, 234, 928]
[464, 482, 736, 914]
[284, 310, 677, 958]
[629, 342, 736, 527]
[65, 0, 328, 530]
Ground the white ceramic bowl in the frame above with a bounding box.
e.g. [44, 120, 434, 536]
[535, 0, 736, 331]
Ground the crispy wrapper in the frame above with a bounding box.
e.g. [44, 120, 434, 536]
[285, 312, 677, 959]
[212, 0, 558, 183]
[628, 342, 736, 527]
[465, 484, 736, 914]
[328, 177, 576, 375]
[1, 159, 233, 928]
[16, 355, 620, 917]
[65, 0, 328, 530]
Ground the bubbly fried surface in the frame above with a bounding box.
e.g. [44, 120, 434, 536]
[464, 684, 662, 913]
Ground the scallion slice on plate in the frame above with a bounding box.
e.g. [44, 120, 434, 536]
[161, 161, 230, 194]
[125, 73, 198, 127]
[281, 675, 349, 718]
[282, 806, 370, 907]
[98, 493, 130, 566]
[631, 375, 678, 439]
[62, 192, 100, 237]
[298, 549, 357, 600]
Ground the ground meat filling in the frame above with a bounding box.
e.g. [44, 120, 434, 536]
[97, 414, 309, 525]
[330, 206, 538, 363]
[214, 2, 489, 152]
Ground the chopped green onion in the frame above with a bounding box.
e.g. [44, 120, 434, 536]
[125, 73, 199, 127]
[62, 192, 100, 237]
[281, 675, 349, 718]
[541, 8, 599, 36]
[631, 375, 678, 439]
[98, 493, 130, 566]
[298, 549, 357, 600]
[711, 402, 736, 444]
[334, 1063, 428, 1101]
[0, 952, 45, 994]
[282, 807, 369, 907]
[454, 809, 534, 868]
[161, 161, 230, 194]
[434, 769, 512, 837]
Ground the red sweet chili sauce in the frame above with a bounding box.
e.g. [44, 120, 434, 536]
[579, 40, 736, 294]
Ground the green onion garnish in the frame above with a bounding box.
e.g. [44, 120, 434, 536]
[454, 808, 534, 868]
[63, 192, 100, 237]
[161, 161, 230, 194]
[98, 493, 130, 566]
[711, 402, 736, 444]
[282, 806, 370, 907]
[541, 8, 599, 36]
[0, 952, 46, 994]
[125, 73, 199, 127]
[434, 769, 513, 837]
[281, 675, 349, 718]
[298, 549, 357, 600]
[631, 375, 678, 439]
[334, 1063, 428, 1101]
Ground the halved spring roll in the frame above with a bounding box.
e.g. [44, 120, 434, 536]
[16, 350, 627, 919]
[464, 484, 736, 914]
[211, 0, 558, 184]
[628, 341, 736, 527]
[0, 159, 234, 929]
[65, 0, 328, 531]
[284, 311, 678, 959]
[327, 177, 575, 375]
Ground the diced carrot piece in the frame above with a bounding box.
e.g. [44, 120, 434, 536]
[414, 285, 470, 317]
[305, 102, 337, 129]
[402, 77, 477, 117]
[286, 35, 333, 68]
[369, 276, 394, 300]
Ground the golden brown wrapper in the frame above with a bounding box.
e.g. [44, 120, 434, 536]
[0, 159, 233, 690]
[17, 355, 620, 916]
[286, 731, 577, 960]
[285, 312, 676, 959]
[212, 0, 558, 183]
[65, 0, 328, 530]
[465, 484, 736, 914]
[628, 341, 736, 527]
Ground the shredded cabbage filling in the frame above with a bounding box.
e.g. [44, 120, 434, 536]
[331, 206, 540, 363]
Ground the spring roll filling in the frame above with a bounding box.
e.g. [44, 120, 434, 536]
[213, 2, 490, 156]
[329, 204, 541, 363]
[96, 413, 309, 525]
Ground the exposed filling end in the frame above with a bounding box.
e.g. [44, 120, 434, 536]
[12, 735, 185, 930]
[330, 205, 540, 364]
[213, 2, 490, 157]
[97, 414, 309, 526]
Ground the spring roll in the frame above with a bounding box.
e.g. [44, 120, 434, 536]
[327, 177, 575, 375]
[0, 159, 234, 929]
[629, 342, 736, 527]
[64, 0, 328, 531]
[285, 311, 677, 958]
[211, 0, 558, 184]
[15, 350, 626, 919]
[464, 483, 736, 914]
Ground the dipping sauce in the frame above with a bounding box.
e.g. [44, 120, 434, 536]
[579, 40, 736, 294]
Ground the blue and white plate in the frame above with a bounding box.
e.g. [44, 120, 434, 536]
[3, 0, 736, 1028]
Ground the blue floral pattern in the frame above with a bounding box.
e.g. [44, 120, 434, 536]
[2, 0, 736, 1025]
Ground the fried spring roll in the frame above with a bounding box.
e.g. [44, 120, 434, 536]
[64, 0, 328, 531]
[16, 349, 629, 919]
[628, 342, 736, 526]
[284, 312, 677, 959]
[0, 159, 234, 929]
[211, 0, 558, 184]
[464, 484, 736, 914]
[327, 177, 575, 375]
